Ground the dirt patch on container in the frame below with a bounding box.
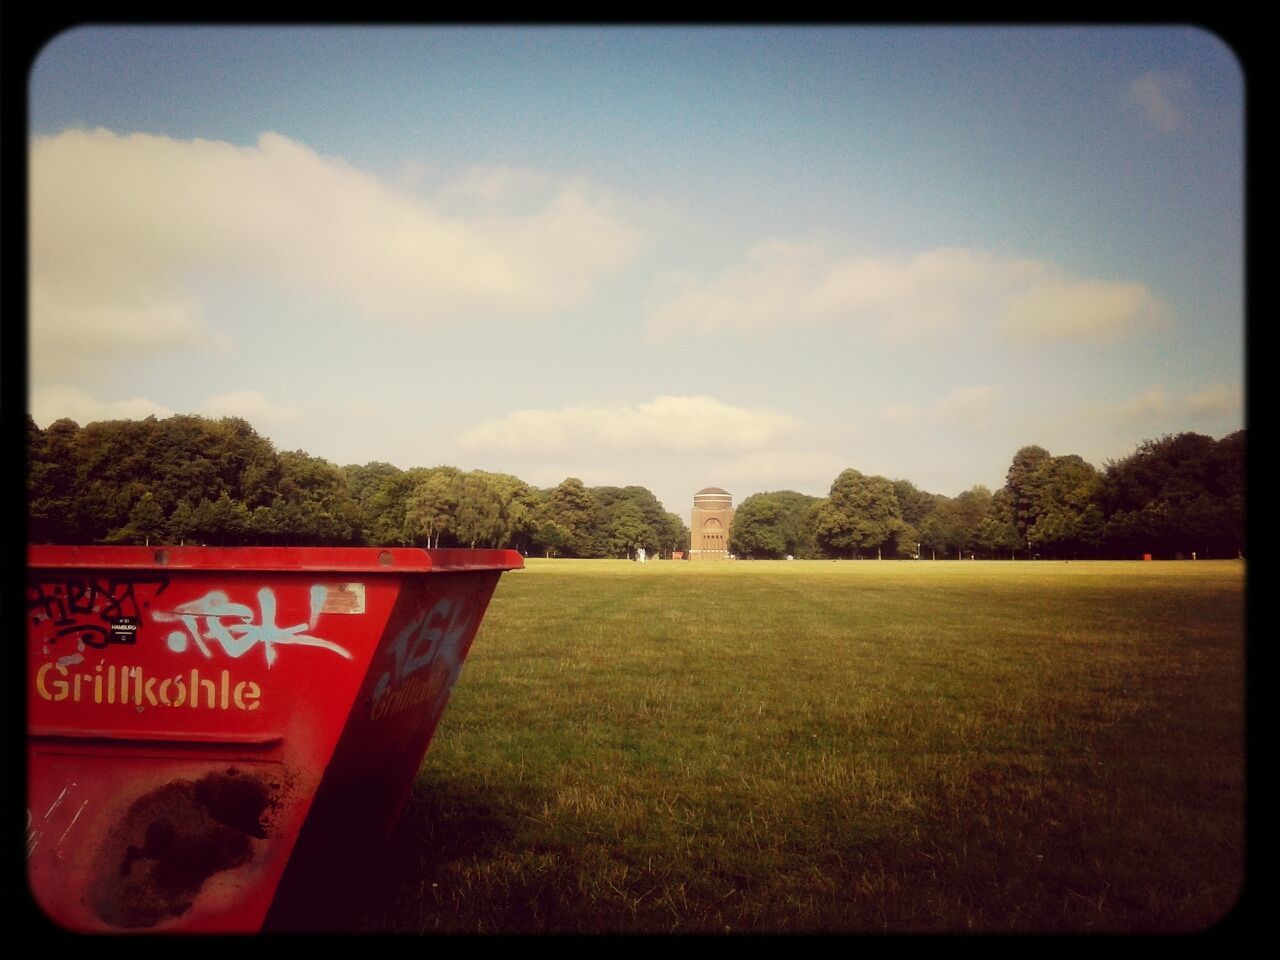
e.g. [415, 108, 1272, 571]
[92, 767, 279, 928]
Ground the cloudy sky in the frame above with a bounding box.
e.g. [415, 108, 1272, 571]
[28, 26, 1244, 515]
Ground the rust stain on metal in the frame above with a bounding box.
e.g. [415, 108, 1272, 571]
[319, 582, 366, 615]
[92, 767, 282, 928]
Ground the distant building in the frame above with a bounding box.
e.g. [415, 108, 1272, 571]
[690, 487, 733, 561]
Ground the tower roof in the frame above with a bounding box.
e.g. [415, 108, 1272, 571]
[695, 486, 730, 496]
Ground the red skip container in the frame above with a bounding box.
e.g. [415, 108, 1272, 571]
[26, 545, 522, 933]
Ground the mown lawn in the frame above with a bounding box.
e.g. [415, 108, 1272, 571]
[346, 559, 1245, 934]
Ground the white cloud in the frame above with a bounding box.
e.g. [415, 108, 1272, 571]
[1124, 70, 1192, 134]
[1000, 276, 1167, 342]
[935, 385, 1003, 422]
[881, 403, 922, 424]
[28, 384, 304, 432]
[1108, 382, 1242, 422]
[881, 385, 1003, 425]
[1113, 386, 1170, 420]
[646, 240, 831, 336]
[647, 243, 1168, 343]
[29, 282, 224, 359]
[430, 164, 556, 208]
[1185, 383, 1242, 418]
[455, 394, 801, 456]
[29, 384, 174, 427]
[710, 448, 847, 499]
[450, 395, 842, 511]
[29, 128, 642, 376]
[199, 390, 300, 425]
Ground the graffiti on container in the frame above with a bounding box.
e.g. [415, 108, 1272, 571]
[27, 575, 168, 650]
[27, 780, 89, 860]
[155, 586, 352, 668]
[370, 595, 481, 720]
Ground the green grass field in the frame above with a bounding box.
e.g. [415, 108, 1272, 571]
[349, 559, 1245, 934]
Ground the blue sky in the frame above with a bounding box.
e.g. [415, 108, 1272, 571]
[28, 26, 1244, 515]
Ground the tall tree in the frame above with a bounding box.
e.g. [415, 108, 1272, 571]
[891, 479, 943, 531]
[1004, 444, 1053, 547]
[404, 467, 462, 547]
[343, 461, 414, 545]
[114, 491, 166, 545]
[541, 478, 600, 557]
[1025, 455, 1104, 558]
[1100, 431, 1244, 558]
[603, 501, 653, 557]
[28, 417, 82, 543]
[730, 490, 822, 559]
[814, 469, 905, 559]
[593, 485, 690, 558]
[975, 489, 1021, 558]
[923, 485, 995, 558]
[485, 471, 539, 551]
[452, 472, 503, 549]
[275, 450, 362, 544]
[657, 511, 692, 557]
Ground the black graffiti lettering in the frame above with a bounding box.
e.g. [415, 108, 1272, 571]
[65, 578, 94, 616]
[66, 577, 156, 619]
[56, 622, 112, 649]
[27, 581, 70, 624]
[28, 575, 169, 647]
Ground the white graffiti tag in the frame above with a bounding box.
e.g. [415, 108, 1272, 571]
[156, 587, 352, 668]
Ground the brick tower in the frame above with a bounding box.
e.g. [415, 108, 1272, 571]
[690, 487, 733, 560]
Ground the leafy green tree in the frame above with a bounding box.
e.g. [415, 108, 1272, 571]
[209, 491, 251, 545]
[814, 469, 905, 559]
[440, 470, 540, 550]
[1099, 431, 1244, 558]
[531, 516, 572, 558]
[274, 450, 362, 544]
[922, 485, 995, 558]
[147, 415, 225, 510]
[591, 485, 688, 558]
[343, 461, 415, 545]
[1024, 455, 1104, 558]
[28, 413, 286, 545]
[891, 479, 943, 531]
[730, 496, 787, 558]
[117, 491, 166, 545]
[28, 417, 83, 542]
[604, 501, 653, 557]
[730, 490, 822, 559]
[1004, 444, 1052, 546]
[167, 499, 197, 545]
[885, 521, 920, 559]
[485, 471, 539, 551]
[657, 512, 691, 557]
[206, 416, 281, 509]
[452, 472, 504, 549]
[248, 504, 281, 544]
[542, 478, 600, 557]
[975, 489, 1021, 558]
[404, 467, 462, 547]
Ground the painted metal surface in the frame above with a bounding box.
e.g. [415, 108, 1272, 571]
[26, 545, 522, 933]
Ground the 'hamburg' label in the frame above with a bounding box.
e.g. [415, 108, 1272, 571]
[109, 617, 139, 644]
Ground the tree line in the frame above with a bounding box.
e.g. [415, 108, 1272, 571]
[27, 414, 1243, 561]
[729, 431, 1245, 560]
[26, 415, 689, 557]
